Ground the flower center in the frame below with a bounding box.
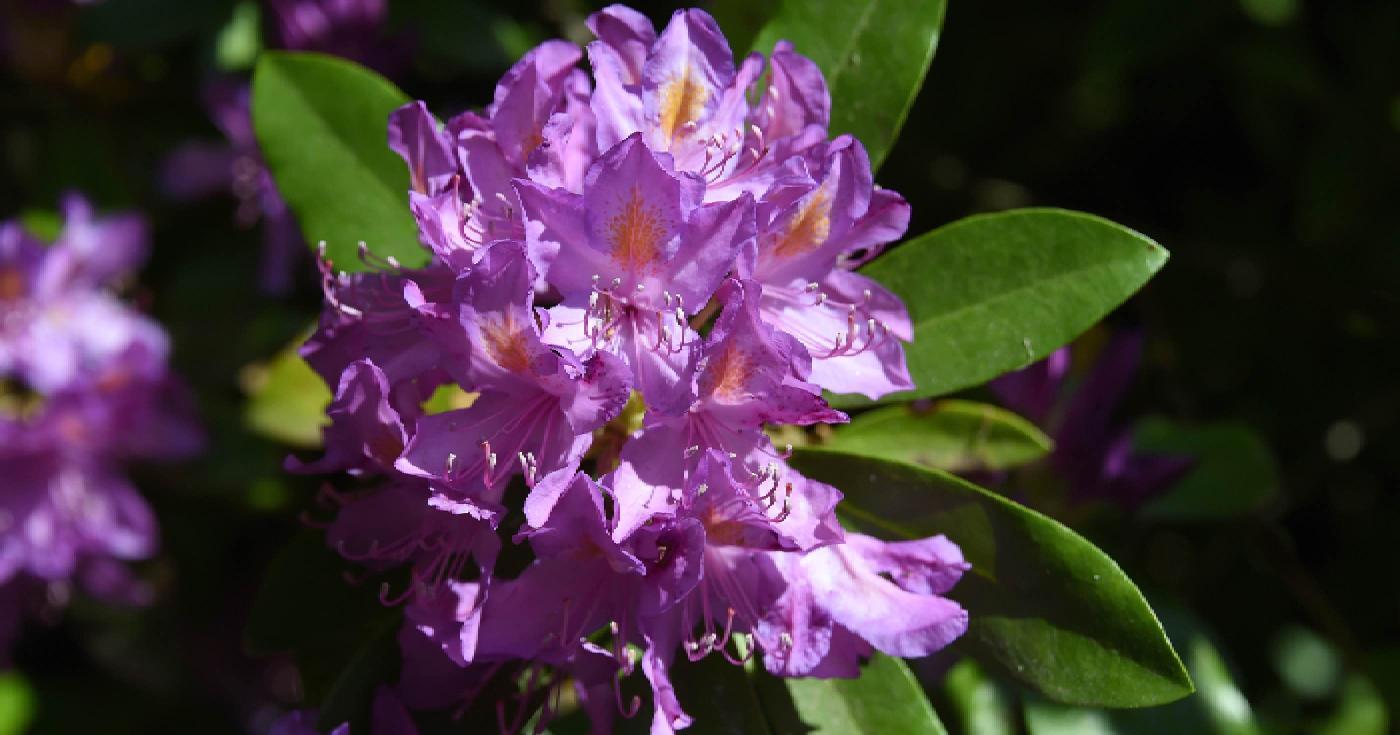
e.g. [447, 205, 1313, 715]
[659, 65, 708, 142]
[607, 187, 666, 272]
[0, 267, 24, 301]
[771, 187, 832, 259]
[700, 343, 754, 401]
[481, 313, 533, 372]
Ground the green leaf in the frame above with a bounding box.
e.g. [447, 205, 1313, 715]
[0, 672, 35, 735]
[942, 659, 1017, 735]
[18, 209, 61, 242]
[740, 0, 947, 171]
[1271, 625, 1341, 701]
[789, 448, 1192, 707]
[755, 653, 946, 734]
[252, 52, 422, 271]
[1135, 419, 1279, 520]
[1022, 605, 1262, 735]
[824, 399, 1052, 472]
[1317, 674, 1389, 735]
[241, 336, 330, 448]
[833, 209, 1167, 408]
[1022, 699, 1119, 735]
[214, 0, 262, 71]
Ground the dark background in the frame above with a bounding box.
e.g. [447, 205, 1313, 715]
[0, 0, 1396, 731]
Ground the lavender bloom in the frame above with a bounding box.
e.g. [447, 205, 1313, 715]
[290, 6, 966, 732]
[991, 333, 1193, 507]
[0, 196, 200, 655]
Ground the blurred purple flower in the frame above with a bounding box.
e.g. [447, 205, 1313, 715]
[991, 332, 1193, 507]
[0, 195, 201, 654]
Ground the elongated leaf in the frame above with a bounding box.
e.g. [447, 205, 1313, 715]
[740, 0, 947, 170]
[1135, 419, 1278, 520]
[836, 209, 1168, 408]
[790, 448, 1192, 707]
[824, 399, 1052, 472]
[1024, 605, 1262, 735]
[252, 52, 421, 271]
[755, 653, 946, 734]
[242, 336, 330, 448]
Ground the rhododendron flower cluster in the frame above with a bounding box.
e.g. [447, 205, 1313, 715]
[0, 195, 200, 658]
[295, 6, 968, 731]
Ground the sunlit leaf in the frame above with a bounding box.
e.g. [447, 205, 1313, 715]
[241, 335, 330, 448]
[252, 52, 421, 271]
[824, 399, 1051, 472]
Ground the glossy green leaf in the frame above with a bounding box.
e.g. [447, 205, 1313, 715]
[835, 209, 1168, 408]
[824, 399, 1052, 472]
[1023, 605, 1262, 735]
[739, 0, 947, 171]
[1136, 419, 1278, 520]
[242, 336, 330, 448]
[252, 52, 421, 271]
[755, 653, 946, 734]
[790, 448, 1192, 707]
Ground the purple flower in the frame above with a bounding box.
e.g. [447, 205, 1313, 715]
[266, 0, 392, 68]
[990, 332, 1193, 506]
[0, 196, 200, 653]
[288, 7, 964, 732]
